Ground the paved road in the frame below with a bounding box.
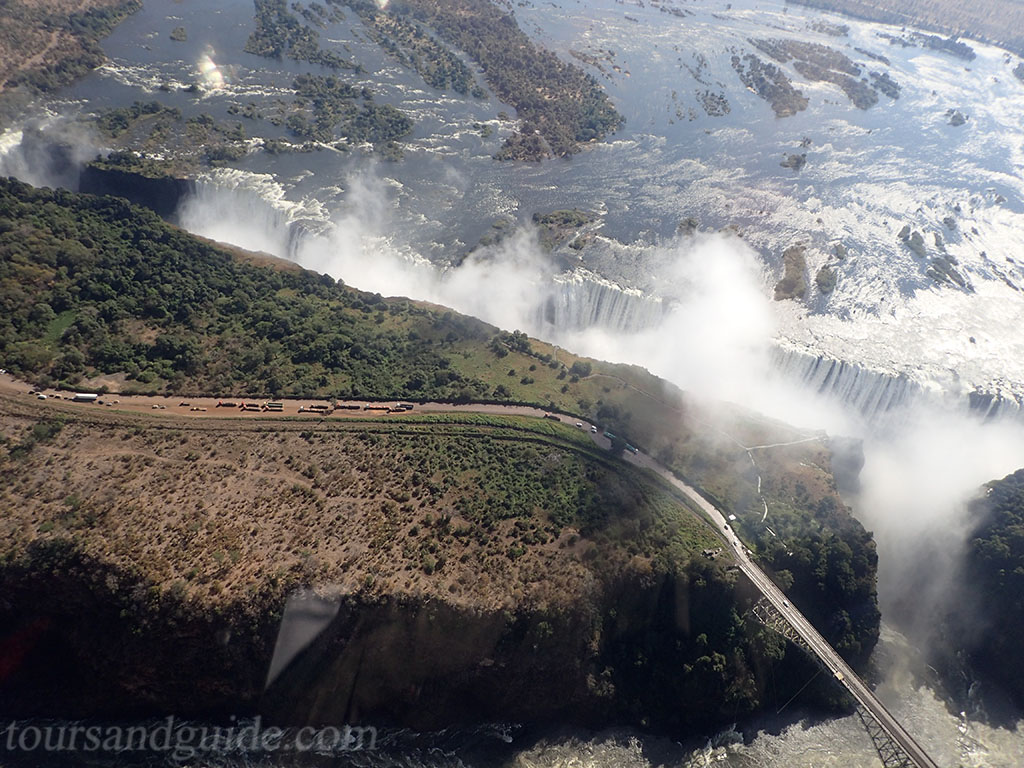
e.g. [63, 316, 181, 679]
[608, 435, 939, 768]
[0, 375, 939, 765]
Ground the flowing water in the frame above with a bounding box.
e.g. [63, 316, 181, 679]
[3, 0, 1024, 763]
[8, 0, 1024, 406]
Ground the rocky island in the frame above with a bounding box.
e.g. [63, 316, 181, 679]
[730, 53, 809, 117]
[0, 178, 879, 737]
[750, 38, 900, 110]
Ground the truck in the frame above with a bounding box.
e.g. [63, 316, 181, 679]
[72, 393, 99, 403]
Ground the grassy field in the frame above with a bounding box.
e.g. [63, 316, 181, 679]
[0, 176, 878, 662]
[0, 395, 724, 609]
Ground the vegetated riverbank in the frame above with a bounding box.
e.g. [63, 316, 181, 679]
[0, 177, 879, 733]
[0, 0, 140, 119]
[960, 468, 1024, 711]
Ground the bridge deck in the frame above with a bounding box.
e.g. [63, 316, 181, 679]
[616, 448, 940, 768]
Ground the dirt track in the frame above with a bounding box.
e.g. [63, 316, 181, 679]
[0, 373, 582, 426]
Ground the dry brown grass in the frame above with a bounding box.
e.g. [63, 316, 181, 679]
[0, 396, 709, 615]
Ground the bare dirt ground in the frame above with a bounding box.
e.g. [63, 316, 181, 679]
[0, 372, 576, 423]
[0, 377, 615, 612]
[0, 0, 126, 93]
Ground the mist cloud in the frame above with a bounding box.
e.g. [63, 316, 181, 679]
[0, 118, 100, 191]
[13, 148, 1013, 662]
[226, 167, 1024, 659]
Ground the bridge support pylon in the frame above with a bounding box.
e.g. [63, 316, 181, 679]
[749, 597, 918, 768]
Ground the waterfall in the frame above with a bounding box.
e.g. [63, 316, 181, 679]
[771, 343, 1024, 425]
[770, 344, 921, 419]
[537, 270, 669, 334]
[176, 169, 328, 262]
[0, 123, 92, 191]
[529, 275, 1024, 428]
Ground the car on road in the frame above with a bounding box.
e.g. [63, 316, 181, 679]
[36, 394, 46, 400]
[575, 422, 583, 429]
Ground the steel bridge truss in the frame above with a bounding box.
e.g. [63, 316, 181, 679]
[749, 597, 916, 768]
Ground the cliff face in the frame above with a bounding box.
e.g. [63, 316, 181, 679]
[78, 163, 194, 219]
[961, 468, 1024, 707]
[263, 565, 764, 734]
[0, 540, 279, 720]
[0, 541, 771, 735]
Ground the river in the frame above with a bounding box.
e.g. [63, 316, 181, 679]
[3, 0, 1024, 763]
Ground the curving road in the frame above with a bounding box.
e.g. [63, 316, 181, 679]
[2, 375, 939, 765]
[605, 431, 939, 768]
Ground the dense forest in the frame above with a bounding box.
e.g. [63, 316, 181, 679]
[963, 468, 1024, 705]
[0, 179, 642, 412]
[0, 178, 499, 400]
[386, 0, 624, 159]
[750, 486, 879, 666]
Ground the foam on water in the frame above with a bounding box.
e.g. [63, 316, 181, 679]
[8, 0, 1024, 761]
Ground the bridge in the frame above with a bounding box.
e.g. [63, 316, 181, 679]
[615, 446, 941, 768]
[748, 588, 938, 768]
[19, 384, 944, 765]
